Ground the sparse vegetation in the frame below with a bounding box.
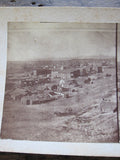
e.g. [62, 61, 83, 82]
[1, 58, 118, 142]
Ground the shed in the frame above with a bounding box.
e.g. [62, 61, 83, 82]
[98, 66, 103, 73]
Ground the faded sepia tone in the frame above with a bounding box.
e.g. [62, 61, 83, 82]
[118, 24, 120, 141]
[1, 23, 118, 142]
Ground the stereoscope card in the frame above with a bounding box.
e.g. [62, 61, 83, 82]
[0, 7, 120, 157]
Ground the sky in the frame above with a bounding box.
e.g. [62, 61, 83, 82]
[7, 22, 116, 61]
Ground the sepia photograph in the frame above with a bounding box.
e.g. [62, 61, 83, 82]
[117, 24, 120, 141]
[0, 22, 118, 143]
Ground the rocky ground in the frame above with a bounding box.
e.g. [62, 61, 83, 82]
[1, 67, 118, 142]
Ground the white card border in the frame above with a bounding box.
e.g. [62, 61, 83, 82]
[0, 7, 120, 157]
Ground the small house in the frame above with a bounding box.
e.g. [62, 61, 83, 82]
[81, 68, 88, 76]
[98, 66, 103, 73]
[71, 70, 80, 78]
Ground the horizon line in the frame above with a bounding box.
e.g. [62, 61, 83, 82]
[7, 56, 115, 62]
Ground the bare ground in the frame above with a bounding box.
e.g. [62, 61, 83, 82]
[1, 68, 118, 142]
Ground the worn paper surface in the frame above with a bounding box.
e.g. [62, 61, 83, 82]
[0, 22, 118, 143]
[0, 7, 120, 156]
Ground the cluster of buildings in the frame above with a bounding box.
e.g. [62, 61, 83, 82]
[5, 61, 105, 105]
[19, 64, 103, 88]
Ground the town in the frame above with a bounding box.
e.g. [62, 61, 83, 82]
[1, 58, 118, 142]
[5, 59, 114, 108]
